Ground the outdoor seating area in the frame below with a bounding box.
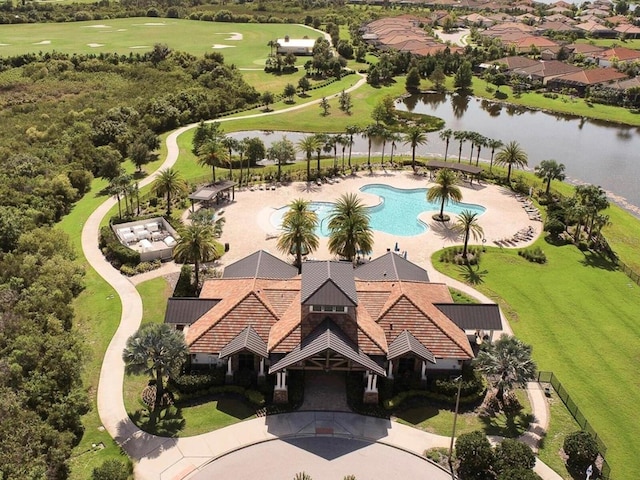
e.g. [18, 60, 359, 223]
[493, 226, 536, 247]
[113, 217, 179, 261]
[515, 194, 542, 221]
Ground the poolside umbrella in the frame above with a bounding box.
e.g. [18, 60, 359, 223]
[394, 242, 399, 252]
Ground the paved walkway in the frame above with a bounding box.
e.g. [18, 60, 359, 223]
[86, 81, 560, 480]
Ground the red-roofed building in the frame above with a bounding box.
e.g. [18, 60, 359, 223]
[549, 68, 628, 94]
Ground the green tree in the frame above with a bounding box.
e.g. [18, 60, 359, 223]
[284, 83, 297, 103]
[319, 96, 331, 116]
[454, 60, 474, 91]
[92, 459, 132, 480]
[297, 135, 322, 182]
[535, 159, 566, 195]
[128, 141, 151, 172]
[198, 138, 229, 183]
[345, 125, 360, 169]
[474, 134, 488, 166]
[298, 76, 311, 95]
[277, 199, 319, 273]
[363, 123, 382, 171]
[405, 66, 421, 92]
[267, 137, 296, 182]
[327, 193, 374, 263]
[122, 323, 188, 413]
[427, 169, 462, 221]
[403, 126, 428, 172]
[430, 64, 446, 91]
[563, 431, 599, 475]
[339, 90, 353, 114]
[474, 334, 537, 403]
[153, 167, 187, 215]
[173, 223, 221, 290]
[454, 130, 468, 162]
[454, 210, 484, 260]
[494, 439, 535, 475]
[261, 91, 275, 111]
[495, 141, 528, 183]
[439, 128, 453, 161]
[221, 136, 239, 180]
[455, 431, 495, 480]
[487, 138, 504, 172]
[575, 184, 608, 235]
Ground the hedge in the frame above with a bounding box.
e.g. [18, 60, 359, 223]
[99, 225, 140, 267]
[383, 387, 486, 410]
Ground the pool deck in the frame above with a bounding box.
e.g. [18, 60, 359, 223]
[215, 169, 541, 271]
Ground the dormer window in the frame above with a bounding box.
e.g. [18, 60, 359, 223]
[310, 305, 348, 314]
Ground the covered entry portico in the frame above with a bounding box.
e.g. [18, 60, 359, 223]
[269, 319, 386, 405]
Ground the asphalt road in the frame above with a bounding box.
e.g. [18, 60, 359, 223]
[190, 437, 451, 480]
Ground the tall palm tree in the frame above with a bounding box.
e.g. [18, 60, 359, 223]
[439, 128, 453, 162]
[454, 130, 467, 163]
[454, 210, 484, 260]
[474, 134, 488, 166]
[363, 124, 381, 171]
[474, 334, 537, 405]
[153, 167, 187, 215]
[495, 141, 528, 183]
[535, 159, 566, 195]
[388, 132, 401, 165]
[221, 136, 239, 180]
[345, 125, 360, 170]
[313, 133, 328, 173]
[487, 138, 503, 173]
[403, 126, 428, 172]
[337, 134, 350, 172]
[327, 193, 374, 263]
[297, 135, 321, 182]
[427, 168, 463, 221]
[276, 199, 319, 273]
[467, 131, 479, 164]
[198, 138, 229, 184]
[379, 127, 391, 165]
[173, 223, 220, 291]
[122, 323, 188, 413]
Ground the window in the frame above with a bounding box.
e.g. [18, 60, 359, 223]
[309, 305, 348, 314]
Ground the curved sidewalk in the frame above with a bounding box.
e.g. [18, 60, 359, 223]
[87, 83, 559, 480]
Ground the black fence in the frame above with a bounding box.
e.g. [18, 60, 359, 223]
[537, 371, 611, 479]
[617, 260, 640, 286]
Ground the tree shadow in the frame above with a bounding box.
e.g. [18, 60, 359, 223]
[129, 406, 185, 437]
[494, 91, 508, 100]
[457, 263, 488, 285]
[296, 182, 322, 193]
[429, 220, 460, 243]
[479, 410, 534, 437]
[579, 250, 618, 271]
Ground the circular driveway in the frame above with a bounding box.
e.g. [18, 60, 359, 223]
[190, 437, 451, 480]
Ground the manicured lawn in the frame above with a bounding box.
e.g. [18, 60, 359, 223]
[396, 389, 533, 439]
[538, 393, 580, 480]
[433, 240, 640, 480]
[0, 19, 319, 67]
[575, 38, 640, 49]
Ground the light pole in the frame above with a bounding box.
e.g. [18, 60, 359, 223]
[448, 375, 463, 480]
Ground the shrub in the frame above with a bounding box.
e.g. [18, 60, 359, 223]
[494, 439, 535, 474]
[497, 468, 539, 480]
[439, 246, 483, 265]
[563, 431, 599, 474]
[433, 370, 485, 397]
[577, 240, 589, 251]
[455, 431, 494, 479]
[518, 246, 547, 263]
[100, 225, 140, 267]
[173, 264, 195, 297]
[169, 371, 224, 393]
[92, 459, 132, 480]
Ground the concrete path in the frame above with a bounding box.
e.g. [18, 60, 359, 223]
[86, 78, 561, 480]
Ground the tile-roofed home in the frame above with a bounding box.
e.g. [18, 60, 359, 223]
[169, 250, 498, 404]
[544, 13, 577, 24]
[614, 24, 640, 39]
[597, 47, 640, 67]
[489, 56, 540, 71]
[537, 21, 581, 34]
[576, 20, 616, 38]
[507, 35, 561, 54]
[512, 60, 583, 85]
[549, 67, 628, 94]
[547, 6, 573, 15]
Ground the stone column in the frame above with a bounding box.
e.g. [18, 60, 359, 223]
[274, 369, 288, 404]
[258, 358, 266, 385]
[387, 360, 394, 380]
[363, 371, 379, 404]
[225, 356, 234, 384]
[421, 360, 428, 387]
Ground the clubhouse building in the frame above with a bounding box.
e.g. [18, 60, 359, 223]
[165, 250, 502, 403]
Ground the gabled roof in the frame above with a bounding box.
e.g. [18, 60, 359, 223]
[301, 261, 358, 306]
[552, 68, 627, 86]
[599, 47, 640, 62]
[434, 304, 503, 331]
[164, 298, 219, 325]
[355, 251, 429, 282]
[268, 319, 385, 376]
[388, 329, 436, 364]
[223, 250, 298, 279]
[492, 56, 540, 71]
[219, 326, 268, 359]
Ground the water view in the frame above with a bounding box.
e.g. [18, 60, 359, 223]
[270, 184, 486, 237]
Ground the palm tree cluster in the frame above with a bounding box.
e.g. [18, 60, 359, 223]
[277, 199, 319, 273]
[327, 193, 374, 263]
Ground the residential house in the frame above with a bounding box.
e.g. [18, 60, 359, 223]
[548, 67, 628, 95]
[596, 47, 640, 67]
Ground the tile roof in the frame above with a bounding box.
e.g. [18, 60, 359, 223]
[301, 261, 358, 306]
[553, 68, 627, 86]
[599, 47, 640, 62]
[223, 249, 298, 279]
[355, 251, 429, 282]
[491, 56, 540, 70]
[434, 304, 503, 331]
[219, 326, 268, 359]
[268, 319, 386, 376]
[388, 330, 436, 364]
[164, 298, 219, 325]
[513, 60, 582, 79]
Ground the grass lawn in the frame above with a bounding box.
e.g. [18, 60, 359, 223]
[396, 389, 533, 438]
[0, 19, 320, 67]
[538, 393, 580, 480]
[575, 38, 640, 49]
[432, 240, 640, 480]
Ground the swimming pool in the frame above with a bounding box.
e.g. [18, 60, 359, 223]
[269, 184, 486, 237]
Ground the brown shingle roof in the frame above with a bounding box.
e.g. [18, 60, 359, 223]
[553, 68, 627, 86]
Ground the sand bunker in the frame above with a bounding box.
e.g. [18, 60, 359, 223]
[33, 40, 51, 45]
[87, 43, 104, 48]
[212, 44, 235, 49]
[117, 29, 127, 32]
[0, 43, 9, 46]
[143, 23, 165, 26]
[215, 32, 243, 41]
[85, 24, 110, 28]
[129, 45, 151, 49]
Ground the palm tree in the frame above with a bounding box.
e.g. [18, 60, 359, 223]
[388, 132, 401, 165]
[403, 126, 428, 172]
[276, 199, 319, 273]
[122, 323, 188, 413]
[173, 223, 220, 291]
[474, 334, 537, 405]
[454, 130, 467, 163]
[345, 125, 360, 170]
[487, 139, 503, 173]
[327, 193, 374, 263]
[153, 167, 187, 215]
[198, 138, 229, 184]
[363, 124, 381, 171]
[454, 210, 484, 260]
[379, 127, 391, 165]
[467, 131, 479, 164]
[474, 134, 488, 166]
[439, 128, 453, 161]
[427, 168, 463, 221]
[535, 159, 566, 195]
[312, 133, 328, 173]
[297, 135, 321, 182]
[221, 136, 239, 180]
[495, 141, 528, 183]
[337, 134, 350, 172]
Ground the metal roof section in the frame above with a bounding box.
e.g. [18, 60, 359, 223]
[164, 298, 220, 325]
[188, 180, 237, 201]
[355, 251, 429, 282]
[223, 250, 298, 279]
[387, 329, 436, 364]
[425, 160, 482, 175]
[219, 326, 268, 359]
[269, 319, 385, 376]
[301, 261, 358, 306]
[434, 304, 503, 331]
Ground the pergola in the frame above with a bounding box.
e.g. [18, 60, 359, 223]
[188, 180, 237, 211]
[425, 161, 483, 184]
